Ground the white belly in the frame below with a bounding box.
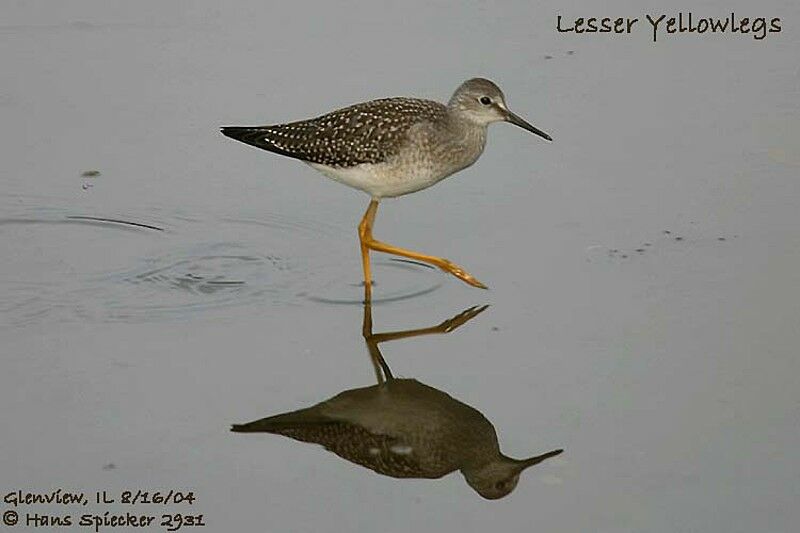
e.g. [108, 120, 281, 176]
[308, 162, 443, 199]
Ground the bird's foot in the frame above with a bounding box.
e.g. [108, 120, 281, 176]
[439, 260, 488, 289]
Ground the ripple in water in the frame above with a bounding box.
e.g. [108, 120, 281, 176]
[0, 206, 330, 324]
[103, 247, 304, 320]
[129, 255, 263, 295]
[1, 204, 445, 324]
[305, 259, 444, 305]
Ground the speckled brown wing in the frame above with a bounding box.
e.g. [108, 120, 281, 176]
[271, 422, 435, 479]
[221, 97, 447, 168]
[233, 416, 433, 478]
[232, 397, 457, 478]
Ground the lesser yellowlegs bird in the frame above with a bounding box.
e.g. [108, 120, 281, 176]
[221, 78, 551, 296]
[232, 300, 562, 499]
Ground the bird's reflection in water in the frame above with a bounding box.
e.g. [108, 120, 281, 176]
[232, 298, 562, 499]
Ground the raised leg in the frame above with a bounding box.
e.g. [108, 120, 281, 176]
[357, 199, 487, 291]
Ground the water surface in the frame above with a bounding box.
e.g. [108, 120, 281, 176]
[2, 1, 799, 532]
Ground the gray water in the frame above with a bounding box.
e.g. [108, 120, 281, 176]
[2, 1, 799, 531]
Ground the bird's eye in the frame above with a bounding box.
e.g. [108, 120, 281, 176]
[479, 96, 492, 105]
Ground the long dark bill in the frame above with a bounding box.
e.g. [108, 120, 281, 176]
[505, 110, 552, 142]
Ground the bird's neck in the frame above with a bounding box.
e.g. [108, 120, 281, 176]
[458, 433, 502, 469]
[448, 115, 488, 164]
[460, 450, 509, 488]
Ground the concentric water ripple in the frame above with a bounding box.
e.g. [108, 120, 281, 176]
[305, 259, 444, 305]
[102, 244, 307, 320]
[0, 203, 447, 325]
[1, 206, 327, 324]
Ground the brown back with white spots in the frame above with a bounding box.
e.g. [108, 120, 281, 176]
[221, 98, 448, 168]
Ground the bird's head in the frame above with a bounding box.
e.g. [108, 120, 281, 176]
[448, 78, 552, 142]
[462, 448, 563, 500]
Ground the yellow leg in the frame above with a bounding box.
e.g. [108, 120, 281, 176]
[357, 199, 487, 290]
[358, 200, 379, 301]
